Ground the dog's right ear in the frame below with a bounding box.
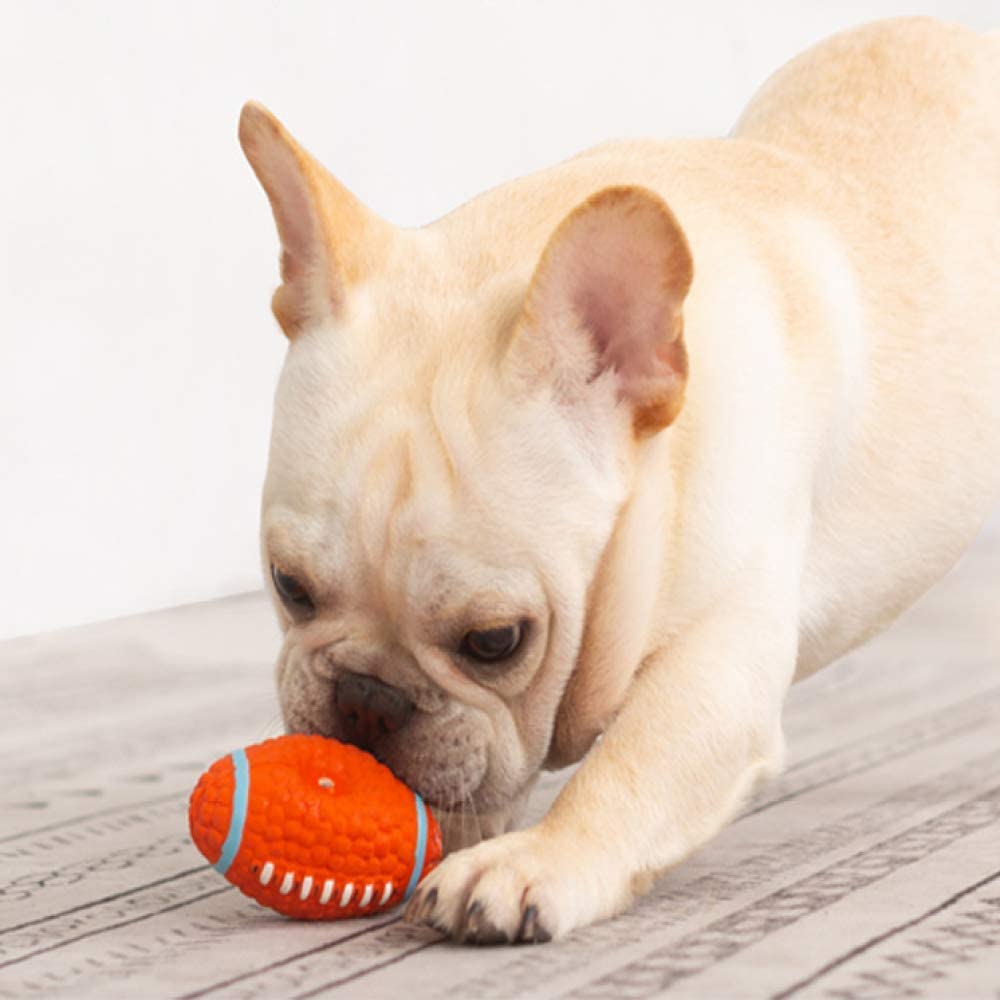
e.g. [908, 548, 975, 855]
[238, 102, 392, 338]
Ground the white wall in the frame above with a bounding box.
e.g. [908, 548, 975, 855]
[1, 0, 994, 640]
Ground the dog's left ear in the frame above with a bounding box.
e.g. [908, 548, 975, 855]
[513, 186, 693, 437]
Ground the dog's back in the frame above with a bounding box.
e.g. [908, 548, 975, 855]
[734, 18, 1000, 183]
[433, 18, 1000, 675]
[735, 19, 1000, 672]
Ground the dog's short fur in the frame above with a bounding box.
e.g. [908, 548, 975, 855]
[239, 18, 1000, 942]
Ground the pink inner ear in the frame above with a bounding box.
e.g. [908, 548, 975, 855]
[258, 142, 322, 286]
[566, 209, 679, 387]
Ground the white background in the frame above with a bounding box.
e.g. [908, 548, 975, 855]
[1, 0, 995, 640]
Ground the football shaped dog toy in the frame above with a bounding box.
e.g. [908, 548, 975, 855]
[188, 734, 442, 919]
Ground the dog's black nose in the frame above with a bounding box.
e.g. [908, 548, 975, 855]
[334, 672, 414, 751]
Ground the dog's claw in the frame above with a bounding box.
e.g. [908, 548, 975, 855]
[461, 899, 510, 945]
[517, 904, 537, 941]
[460, 899, 483, 938]
[403, 885, 438, 925]
[399, 829, 594, 944]
[517, 904, 552, 944]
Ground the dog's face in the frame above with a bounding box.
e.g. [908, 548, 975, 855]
[241, 104, 692, 845]
[263, 306, 628, 842]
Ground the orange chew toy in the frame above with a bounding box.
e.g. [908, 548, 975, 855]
[188, 734, 442, 919]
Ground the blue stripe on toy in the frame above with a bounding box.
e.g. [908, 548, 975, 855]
[403, 792, 429, 902]
[214, 749, 250, 876]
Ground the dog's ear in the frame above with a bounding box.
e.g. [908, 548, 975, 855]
[238, 102, 392, 338]
[512, 186, 693, 437]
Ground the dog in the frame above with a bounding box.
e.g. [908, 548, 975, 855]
[237, 17, 1000, 943]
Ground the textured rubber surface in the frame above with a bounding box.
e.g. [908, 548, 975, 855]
[188, 734, 442, 920]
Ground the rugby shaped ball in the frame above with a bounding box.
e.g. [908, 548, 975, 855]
[188, 734, 442, 919]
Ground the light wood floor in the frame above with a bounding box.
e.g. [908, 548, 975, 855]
[1, 509, 997, 998]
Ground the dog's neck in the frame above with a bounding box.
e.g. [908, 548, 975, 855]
[546, 431, 676, 768]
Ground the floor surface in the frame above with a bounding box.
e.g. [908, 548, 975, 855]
[2, 512, 998, 998]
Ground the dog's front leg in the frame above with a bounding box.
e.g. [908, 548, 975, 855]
[404, 593, 797, 943]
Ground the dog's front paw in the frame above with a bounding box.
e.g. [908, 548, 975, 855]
[403, 827, 629, 944]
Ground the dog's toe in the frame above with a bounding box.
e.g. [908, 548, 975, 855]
[403, 885, 438, 926]
[461, 900, 510, 945]
[402, 827, 621, 944]
[516, 903, 553, 944]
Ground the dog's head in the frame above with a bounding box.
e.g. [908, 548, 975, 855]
[240, 104, 692, 846]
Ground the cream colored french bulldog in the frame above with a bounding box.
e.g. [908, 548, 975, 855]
[239, 17, 1000, 943]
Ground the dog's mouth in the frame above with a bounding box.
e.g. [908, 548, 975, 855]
[283, 706, 497, 808]
[279, 663, 530, 842]
[388, 746, 491, 814]
[372, 750, 523, 853]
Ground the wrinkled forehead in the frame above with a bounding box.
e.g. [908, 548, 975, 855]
[263, 267, 521, 469]
[260, 322, 525, 599]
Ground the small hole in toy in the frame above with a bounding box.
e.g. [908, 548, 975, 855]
[318, 777, 334, 789]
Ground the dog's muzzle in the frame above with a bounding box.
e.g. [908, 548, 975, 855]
[334, 671, 415, 752]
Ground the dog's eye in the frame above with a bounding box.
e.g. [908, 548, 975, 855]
[271, 565, 314, 615]
[460, 623, 523, 663]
